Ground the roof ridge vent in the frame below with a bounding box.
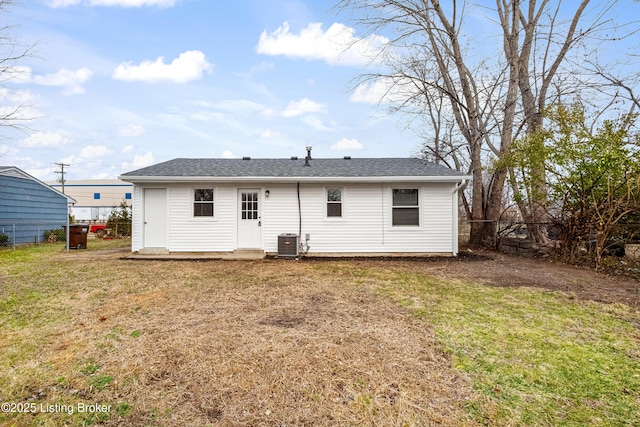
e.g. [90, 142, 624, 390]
[291, 156, 298, 160]
[242, 156, 251, 160]
[344, 156, 351, 160]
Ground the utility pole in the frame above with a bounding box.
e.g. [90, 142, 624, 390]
[54, 162, 70, 194]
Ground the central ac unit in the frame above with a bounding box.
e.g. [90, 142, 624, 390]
[278, 233, 299, 258]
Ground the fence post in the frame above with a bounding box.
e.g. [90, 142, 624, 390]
[12, 223, 16, 250]
[66, 213, 70, 252]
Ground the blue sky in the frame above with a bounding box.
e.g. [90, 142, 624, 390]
[0, 0, 413, 181]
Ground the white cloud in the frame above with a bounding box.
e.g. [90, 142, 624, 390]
[90, 171, 113, 179]
[351, 78, 393, 104]
[249, 62, 274, 74]
[48, 0, 178, 7]
[13, 66, 93, 95]
[113, 50, 213, 83]
[0, 144, 19, 156]
[0, 105, 40, 123]
[122, 151, 154, 169]
[7, 66, 32, 84]
[59, 155, 76, 165]
[121, 145, 134, 153]
[0, 87, 35, 104]
[118, 123, 145, 137]
[79, 145, 113, 158]
[32, 68, 93, 95]
[26, 167, 55, 181]
[331, 137, 364, 151]
[301, 116, 333, 131]
[19, 131, 72, 148]
[0, 88, 41, 121]
[281, 98, 327, 117]
[221, 150, 236, 159]
[350, 76, 418, 105]
[257, 22, 387, 66]
[47, 0, 82, 6]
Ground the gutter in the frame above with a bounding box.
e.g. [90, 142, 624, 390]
[118, 175, 473, 184]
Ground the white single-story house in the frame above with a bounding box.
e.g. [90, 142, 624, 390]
[119, 155, 470, 257]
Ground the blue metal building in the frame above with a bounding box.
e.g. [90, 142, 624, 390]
[0, 166, 75, 246]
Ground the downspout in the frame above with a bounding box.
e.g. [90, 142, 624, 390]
[452, 179, 467, 195]
[381, 183, 385, 245]
[66, 204, 70, 252]
[297, 181, 301, 239]
[452, 179, 467, 256]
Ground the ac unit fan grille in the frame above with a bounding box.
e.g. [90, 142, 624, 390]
[278, 234, 299, 257]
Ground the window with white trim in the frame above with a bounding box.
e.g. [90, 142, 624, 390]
[327, 188, 342, 217]
[194, 188, 214, 217]
[392, 188, 419, 226]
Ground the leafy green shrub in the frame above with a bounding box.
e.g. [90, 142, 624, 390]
[106, 201, 132, 237]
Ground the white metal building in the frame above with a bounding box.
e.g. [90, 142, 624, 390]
[47, 180, 133, 222]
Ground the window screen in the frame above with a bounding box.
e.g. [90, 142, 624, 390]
[194, 189, 214, 217]
[392, 189, 419, 226]
[327, 188, 342, 217]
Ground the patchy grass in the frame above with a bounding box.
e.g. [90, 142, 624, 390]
[344, 266, 640, 426]
[0, 243, 472, 426]
[0, 243, 639, 426]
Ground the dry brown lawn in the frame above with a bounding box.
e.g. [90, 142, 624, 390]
[2, 244, 477, 426]
[4, 242, 638, 426]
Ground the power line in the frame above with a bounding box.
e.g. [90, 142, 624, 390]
[54, 162, 70, 194]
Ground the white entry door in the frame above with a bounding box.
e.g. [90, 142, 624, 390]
[143, 188, 167, 248]
[237, 189, 261, 249]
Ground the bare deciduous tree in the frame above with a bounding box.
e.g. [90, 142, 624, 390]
[0, 0, 35, 142]
[337, 0, 636, 245]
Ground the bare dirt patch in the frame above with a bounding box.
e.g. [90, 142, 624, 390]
[355, 250, 640, 306]
[308, 250, 638, 307]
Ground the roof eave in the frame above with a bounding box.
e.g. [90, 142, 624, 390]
[2, 166, 77, 203]
[118, 175, 472, 184]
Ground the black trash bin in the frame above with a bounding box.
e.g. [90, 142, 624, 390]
[64, 224, 89, 249]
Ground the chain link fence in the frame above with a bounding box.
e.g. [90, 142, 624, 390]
[459, 220, 498, 248]
[0, 220, 131, 250]
[0, 220, 69, 249]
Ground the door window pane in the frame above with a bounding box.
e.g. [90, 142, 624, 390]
[242, 192, 259, 220]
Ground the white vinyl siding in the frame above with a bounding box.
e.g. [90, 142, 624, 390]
[262, 183, 455, 254]
[168, 184, 235, 252]
[130, 184, 144, 252]
[132, 181, 458, 255]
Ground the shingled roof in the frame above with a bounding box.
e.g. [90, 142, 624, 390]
[119, 157, 470, 183]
